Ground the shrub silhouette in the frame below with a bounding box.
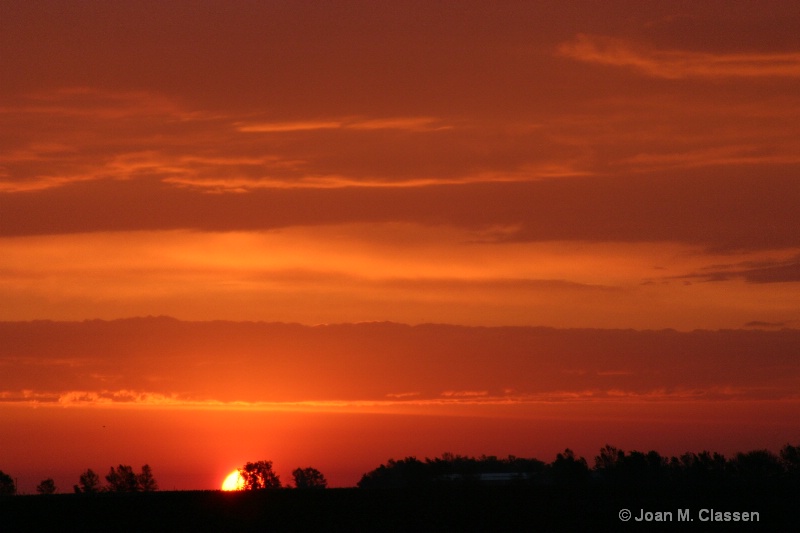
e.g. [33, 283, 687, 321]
[292, 467, 327, 489]
[0, 470, 15, 495]
[35, 478, 56, 495]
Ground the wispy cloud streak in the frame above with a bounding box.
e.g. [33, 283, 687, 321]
[559, 34, 800, 78]
[235, 116, 450, 133]
[2, 386, 794, 410]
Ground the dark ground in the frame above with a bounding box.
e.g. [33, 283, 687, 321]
[0, 484, 796, 532]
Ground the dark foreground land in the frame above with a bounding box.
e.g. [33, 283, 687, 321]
[1, 484, 797, 533]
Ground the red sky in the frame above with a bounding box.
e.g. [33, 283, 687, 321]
[1, 1, 799, 492]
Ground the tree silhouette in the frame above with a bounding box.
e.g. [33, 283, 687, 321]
[0, 470, 15, 495]
[104, 464, 157, 492]
[594, 444, 623, 473]
[36, 478, 56, 495]
[106, 465, 139, 492]
[780, 443, 800, 473]
[239, 461, 282, 490]
[74, 468, 101, 493]
[292, 467, 327, 489]
[358, 457, 428, 489]
[358, 454, 550, 488]
[731, 449, 783, 481]
[550, 448, 589, 485]
[676, 451, 727, 484]
[138, 464, 158, 492]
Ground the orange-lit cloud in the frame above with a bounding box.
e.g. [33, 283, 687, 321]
[2, 228, 797, 328]
[235, 120, 343, 133]
[620, 145, 800, 172]
[3, 386, 792, 413]
[559, 34, 800, 78]
[161, 165, 589, 192]
[675, 256, 800, 284]
[3, 320, 800, 411]
[236, 116, 449, 133]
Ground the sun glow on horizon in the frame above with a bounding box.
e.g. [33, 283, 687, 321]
[221, 470, 245, 491]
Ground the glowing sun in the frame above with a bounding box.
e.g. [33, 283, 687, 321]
[221, 470, 245, 491]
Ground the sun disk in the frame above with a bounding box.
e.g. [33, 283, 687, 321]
[222, 470, 245, 491]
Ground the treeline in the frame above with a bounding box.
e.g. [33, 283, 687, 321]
[236, 460, 328, 490]
[4, 444, 800, 495]
[0, 465, 156, 496]
[0, 461, 327, 495]
[357, 444, 800, 489]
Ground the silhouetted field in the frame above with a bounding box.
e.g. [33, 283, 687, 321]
[1, 483, 796, 532]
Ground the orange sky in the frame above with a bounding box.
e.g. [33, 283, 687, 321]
[1, 1, 799, 492]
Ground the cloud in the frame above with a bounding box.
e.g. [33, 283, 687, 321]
[1, 88, 509, 194]
[558, 34, 800, 78]
[235, 116, 449, 133]
[0, 88, 225, 193]
[382, 277, 618, 293]
[680, 257, 800, 284]
[0, 176, 93, 193]
[2, 173, 799, 253]
[744, 321, 790, 329]
[0, 389, 59, 403]
[345, 117, 452, 132]
[56, 390, 183, 406]
[2, 319, 800, 407]
[385, 391, 421, 399]
[440, 390, 489, 398]
[1, 384, 794, 410]
[161, 164, 590, 193]
[621, 145, 800, 172]
[0, 86, 187, 120]
[235, 120, 343, 133]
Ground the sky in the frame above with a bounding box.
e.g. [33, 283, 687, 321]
[1, 1, 799, 492]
